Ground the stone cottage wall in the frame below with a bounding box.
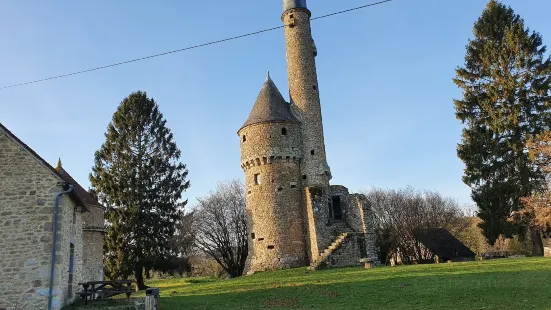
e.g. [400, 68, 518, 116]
[82, 205, 105, 281]
[545, 247, 551, 257]
[0, 132, 83, 309]
[55, 195, 83, 306]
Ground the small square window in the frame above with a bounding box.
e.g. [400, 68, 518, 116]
[254, 174, 261, 185]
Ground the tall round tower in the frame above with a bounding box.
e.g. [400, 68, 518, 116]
[282, 0, 331, 188]
[238, 74, 308, 272]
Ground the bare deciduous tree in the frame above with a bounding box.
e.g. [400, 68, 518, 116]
[364, 187, 468, 264]
[169, 211, 196, 276]
[194, 179, 248, 278]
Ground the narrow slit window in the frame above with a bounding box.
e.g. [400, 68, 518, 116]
[251, 233, 255, 240]
[282, 127, 287, 135]
[313, 85, 317, 90]
[267, 245, 275, 250]
[311, 150, 315, 155]
[258, 238, 264, 241]
[242, 135, 247, 142]
[254, 174, 261, 185]
[290, 182, 297, 189]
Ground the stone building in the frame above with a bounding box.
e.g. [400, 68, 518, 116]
[238, 0, 378, 273]
[0, 123, 105, 310]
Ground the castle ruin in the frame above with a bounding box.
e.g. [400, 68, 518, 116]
[238, 0, 378, 272]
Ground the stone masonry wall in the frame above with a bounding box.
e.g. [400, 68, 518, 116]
[356, 195, 378, 261]
[545, 247, 551, 257]
[330, 185, 350, 223]
[304, 187, 332, 258]
[346, 194, 367, 233]
[283, 7, 331, 187]
[82, 233, 104, 281]
[57, 199, 84, 305]
[239, 122, 307, 272]
[0, 132, 83, 309]
[82, 205, 105, 282]
[325, 234, 365, 268]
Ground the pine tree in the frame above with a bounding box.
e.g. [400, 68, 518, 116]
[453, 0, 551, 255]
[90, 91, 190, 289]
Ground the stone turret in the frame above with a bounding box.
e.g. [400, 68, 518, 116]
[238, 74, 308, 272]
[282, 0, 333, 260]
[282, 0, 331, 188]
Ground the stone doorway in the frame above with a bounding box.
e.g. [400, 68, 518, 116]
[331, 196, 342, 220]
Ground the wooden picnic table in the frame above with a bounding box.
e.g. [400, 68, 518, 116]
[77, 280, 134, 303]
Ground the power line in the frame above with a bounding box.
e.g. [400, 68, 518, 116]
[0, 0, 392, 90]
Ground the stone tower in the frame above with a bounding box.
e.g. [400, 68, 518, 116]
[282, 0, 333, 260]
[282, 0, 331, 186]
[238, 1, 379, 274]
[238, 73, 308, 271]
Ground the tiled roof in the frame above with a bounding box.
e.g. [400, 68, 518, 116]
[56, 167, 100, 207]
[0, 122, 99, 208]
[240, 73, 299, 130]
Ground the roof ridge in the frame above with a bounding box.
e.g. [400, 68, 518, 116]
[0, 122, 98, 207]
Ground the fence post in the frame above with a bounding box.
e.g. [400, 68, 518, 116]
[145, 288, 160, 310]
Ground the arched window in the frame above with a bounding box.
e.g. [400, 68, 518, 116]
[281, 127, 287, 136]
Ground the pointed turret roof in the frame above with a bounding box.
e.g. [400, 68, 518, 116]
[240, 73, 299, 130]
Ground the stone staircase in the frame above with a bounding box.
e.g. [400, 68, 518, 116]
[308, 232, 350, 270]
[327, 220, 354, 236]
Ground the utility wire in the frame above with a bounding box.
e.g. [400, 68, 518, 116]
[0, 0, 392, 90]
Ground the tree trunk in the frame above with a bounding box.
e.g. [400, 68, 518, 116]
[134, 266, 149, 290]
[530, 228, 544, 257]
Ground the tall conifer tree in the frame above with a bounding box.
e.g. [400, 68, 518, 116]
[90, 91, 190, 288]
[454, 0, 551, 255]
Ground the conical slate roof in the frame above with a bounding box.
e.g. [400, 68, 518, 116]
[240, 73, 299, 130]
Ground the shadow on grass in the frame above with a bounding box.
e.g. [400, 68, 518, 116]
[155, 258, 550, 298]
[158, 262, 551, 310]
[62, 299, 136, 310]
[66, 259, 551, 310]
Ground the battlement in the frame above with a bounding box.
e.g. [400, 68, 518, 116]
[241, 155, 301, 171]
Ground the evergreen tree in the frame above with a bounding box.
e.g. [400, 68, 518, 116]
[90, 91, 190, 289]
[453, 0, 551, 255]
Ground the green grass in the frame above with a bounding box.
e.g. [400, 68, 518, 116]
[68, 258, 551, 310]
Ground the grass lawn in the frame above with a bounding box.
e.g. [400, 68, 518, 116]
[66, 257, 551, 310]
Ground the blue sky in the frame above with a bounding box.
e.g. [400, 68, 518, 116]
[1, 0, 550, 209]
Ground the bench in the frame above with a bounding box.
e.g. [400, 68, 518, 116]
[77, 280, 134, 303]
